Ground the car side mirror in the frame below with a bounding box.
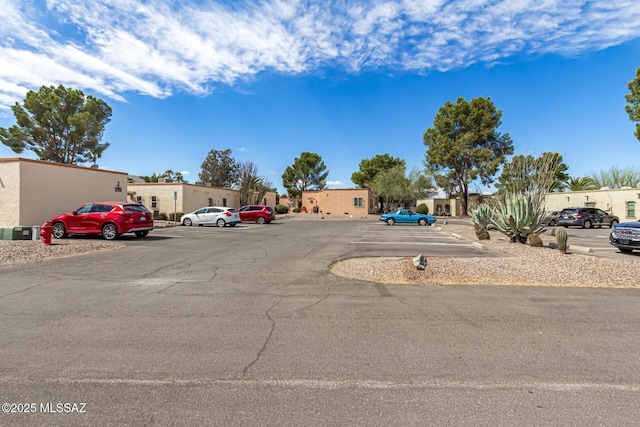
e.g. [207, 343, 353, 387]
[72, 210, 78, 215]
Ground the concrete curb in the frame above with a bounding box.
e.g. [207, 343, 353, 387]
[547, 242, 592, 253]
[451, 233, 464, 240]
[568, 244, 592, 253]
[472, 242, 488, 250]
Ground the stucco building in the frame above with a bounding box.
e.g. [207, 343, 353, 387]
[420, 188, 639, 220]
[127, 182, 276, 218]
[280, 188, 378, 215]
[0, 158, 128, 227]
[0, 158, 277, 227]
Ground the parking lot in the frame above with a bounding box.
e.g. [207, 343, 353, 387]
[1, 219, 640, 425]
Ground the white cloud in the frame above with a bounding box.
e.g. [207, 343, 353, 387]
[1, 0, 639, 108]
[326, 180, 344, 187]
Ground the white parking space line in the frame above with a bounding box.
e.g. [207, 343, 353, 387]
[350, 241, 472, 246]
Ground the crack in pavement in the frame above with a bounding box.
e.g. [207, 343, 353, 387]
[241, 296, 284, 379]
[0, 279, 58, 300]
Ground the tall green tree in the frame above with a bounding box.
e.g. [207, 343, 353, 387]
[199, 148, 239, 188]
[626, 67, 640, 141]
[282, 152, 328, 198]
[370, 165, 435, 212]
[495, 152, 569, 193]
[423, 96, 513, 216]
[351, 154, 406, 188]
[0, 85, 111, 164]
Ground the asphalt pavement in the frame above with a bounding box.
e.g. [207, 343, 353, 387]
[1, 219, 639, 426]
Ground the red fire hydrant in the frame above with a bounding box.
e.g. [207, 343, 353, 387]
[40, 221, 52, 245]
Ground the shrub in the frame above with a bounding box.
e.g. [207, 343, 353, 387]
[292, 207, 302, 213]
[167, 212, 183, 222]
[275, 204, 289, 214]
[157, 212, 168, 221]
[415, 203, 429, 214]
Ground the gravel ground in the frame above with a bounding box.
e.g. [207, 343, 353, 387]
[331, 223, 640, 288]
[0, 239, 125, 266]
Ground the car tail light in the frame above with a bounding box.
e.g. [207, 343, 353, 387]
[225, 211, 231, 216]
[574, 214, 582, 218]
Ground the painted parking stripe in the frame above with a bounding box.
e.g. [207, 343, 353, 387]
[350, 241, 473, 246]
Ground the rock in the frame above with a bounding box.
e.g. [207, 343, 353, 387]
[413, 254, 426, 270]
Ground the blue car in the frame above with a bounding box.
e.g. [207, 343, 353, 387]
[380, 209, 436, 226]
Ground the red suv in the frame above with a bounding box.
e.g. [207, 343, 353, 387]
[238, 205, 276, 224]
[50, 202, 154, 240]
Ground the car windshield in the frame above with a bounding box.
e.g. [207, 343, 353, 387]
[561, 209, 578, 214]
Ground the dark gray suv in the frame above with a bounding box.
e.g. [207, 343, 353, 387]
[557, 207, 619, 229]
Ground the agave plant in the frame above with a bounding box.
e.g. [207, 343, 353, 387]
[470, 204, 493, 230]
[490, 192, 547, 244]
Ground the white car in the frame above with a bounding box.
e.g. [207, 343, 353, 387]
[180, 207, 241, 227]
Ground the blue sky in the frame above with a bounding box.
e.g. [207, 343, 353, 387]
[1, 0, 639, 194]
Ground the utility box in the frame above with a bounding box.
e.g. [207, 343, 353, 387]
[32, 225, 41, 240]
[12, 227, 33, 240]
[0, 227, 13, 240]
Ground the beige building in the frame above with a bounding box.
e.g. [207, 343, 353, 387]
[127, 182, 276, 217]
[420, 188, 639, 220]
[0, 158, 128, 226]
[0, 157, 278, 227]
[545, 188, 638, 220]
[298, 188, 378, 215]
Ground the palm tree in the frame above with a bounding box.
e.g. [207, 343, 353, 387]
[567, 177, 597, 191]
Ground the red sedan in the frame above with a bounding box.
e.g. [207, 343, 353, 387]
[50, 202, 154, 240]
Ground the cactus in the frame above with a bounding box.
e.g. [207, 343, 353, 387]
[528, 232, 543, 247]
[490, 193, 547, 244]
[556, 227, 568, 254]
[474, 223, 490, 240]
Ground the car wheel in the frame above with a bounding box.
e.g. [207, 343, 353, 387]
[102, 223, 118, 240]
[216, 218, 226, 228]
[583, 220, 592, 229]
[386, 218, 395, 225]
[620, 248, 634, 253]
[609, 219, 618, 228]
[183, 218, 192, 226]
[257, 216, 266, 224]
[418, 218, 427, 226]
[52, 222, 67, 239]
[134, 231, 149, 238]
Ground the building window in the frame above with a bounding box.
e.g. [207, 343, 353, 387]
[354, 197, 364, 207]
[585, 201, 596, 208]
[222, 198, 227, 207]
[151, 196, 158, 209]
[136, 196, 142, 203]
[627, 201, 636, 218]
[208, 198, 213, 206]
